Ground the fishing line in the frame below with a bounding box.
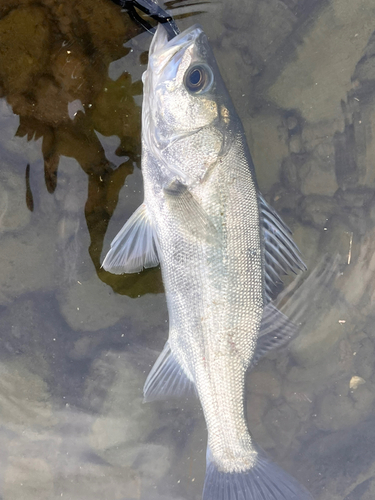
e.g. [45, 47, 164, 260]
[109, 0, 180, 39]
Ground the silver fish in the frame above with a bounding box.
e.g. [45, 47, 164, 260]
[103, 23, 313, 500]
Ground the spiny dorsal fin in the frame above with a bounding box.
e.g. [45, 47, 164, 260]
[102, 203, 159, 274]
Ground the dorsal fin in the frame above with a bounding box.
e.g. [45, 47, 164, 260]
[259, 194, 306, 302]
[102, 203, 160, 274]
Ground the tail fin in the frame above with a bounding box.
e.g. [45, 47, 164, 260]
[203, 449, 313, 500]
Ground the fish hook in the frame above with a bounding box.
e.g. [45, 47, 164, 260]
[109, 0, 180, 40]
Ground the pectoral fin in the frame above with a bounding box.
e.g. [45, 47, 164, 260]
[102, 203, 159, 274]
[143, 341, 197, 402]
[164, 180, 219, 244]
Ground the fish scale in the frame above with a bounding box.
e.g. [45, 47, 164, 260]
[145, 126, 263, 474]
[103, 21, 312, 500]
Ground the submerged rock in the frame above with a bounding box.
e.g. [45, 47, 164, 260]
[86, 350, 172, 496]
[55, 462, 141, 500]
[344, 476, 375, 500]
[299, 194, 339, 228]
[4, 455, 54, 500]
[0, 218, 57, 304]
[315, 384, 375, 432]
[248, 111, 288, 193]
[300, 415, 375, 498]
[268, 0, 375, 124]
[0, 167, 31, 232]
[57, 272, 167, 332]
[263, 402, 301, 452]
[350, 375, 366, 390]
[246, 392, 269, 428]
[0, 360, 54, 432]
[248, 365, 282, 400]
[299, 157, 338, 197]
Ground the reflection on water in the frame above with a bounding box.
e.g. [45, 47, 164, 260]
[1, 0, 375, 498]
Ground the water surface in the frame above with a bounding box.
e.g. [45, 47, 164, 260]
[1, 0, 375, 499]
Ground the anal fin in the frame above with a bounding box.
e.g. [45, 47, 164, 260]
[143, 341, 197, 402]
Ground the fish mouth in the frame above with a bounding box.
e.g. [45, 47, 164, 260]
[148, 23, 203, 69]
[141, 23, 206, 182]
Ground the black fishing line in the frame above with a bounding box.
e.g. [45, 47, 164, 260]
[109, 0, 180, 39]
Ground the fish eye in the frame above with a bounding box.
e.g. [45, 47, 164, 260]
[185, 64, 213, 93]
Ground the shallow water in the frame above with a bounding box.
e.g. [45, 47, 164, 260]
[1, 0, 375, 499]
